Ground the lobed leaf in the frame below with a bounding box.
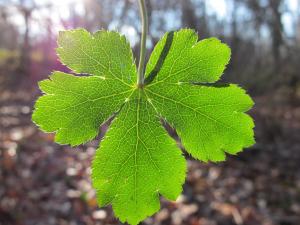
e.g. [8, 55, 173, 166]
[145, 83, 255, 162]
[57, 29, 136, 84]
[32, 28, 255, 225]
[32, 71, 133, 146]
[92, 90, 186, 225]
[145, 29, 231, 84]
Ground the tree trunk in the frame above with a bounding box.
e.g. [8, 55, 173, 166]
[269, 0, 283, 71]
[180, 0, 197, 30]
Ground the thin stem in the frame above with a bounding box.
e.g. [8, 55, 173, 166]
[137, 0, 148, 87]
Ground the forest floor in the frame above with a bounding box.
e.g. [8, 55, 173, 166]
[0, 85, 300, 225]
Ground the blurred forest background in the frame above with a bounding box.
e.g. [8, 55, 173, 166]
[0, 0, 300, 225]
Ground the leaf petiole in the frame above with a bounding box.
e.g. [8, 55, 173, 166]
[137, 0, 148, 87]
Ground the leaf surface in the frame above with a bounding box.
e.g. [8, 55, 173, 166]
[145, 83, 254, 162]
[92, 91, 186, 225]
[57, 29, 136, 84]
[32, 71, 133, 146]
[144, 29, 254, 161]
[145, 29, 230, 84]
[32, 28, 255, 225]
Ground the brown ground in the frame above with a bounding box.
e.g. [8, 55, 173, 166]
[1, 86, 300, 225]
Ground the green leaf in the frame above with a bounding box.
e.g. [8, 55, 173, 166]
[57, 28, 136, 84]
[32, 28, 255, 225]
[92, 90, 186, 225]
[145, 83, 254, 162]
[32, 71, 133, 146]
[32, 29, 136, 146]
[145, 29, 231, 84]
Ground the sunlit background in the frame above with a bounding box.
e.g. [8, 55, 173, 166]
[0, 0, 300, 225]
[2, 0, 300, 40]
[1, 0, 300, 89]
